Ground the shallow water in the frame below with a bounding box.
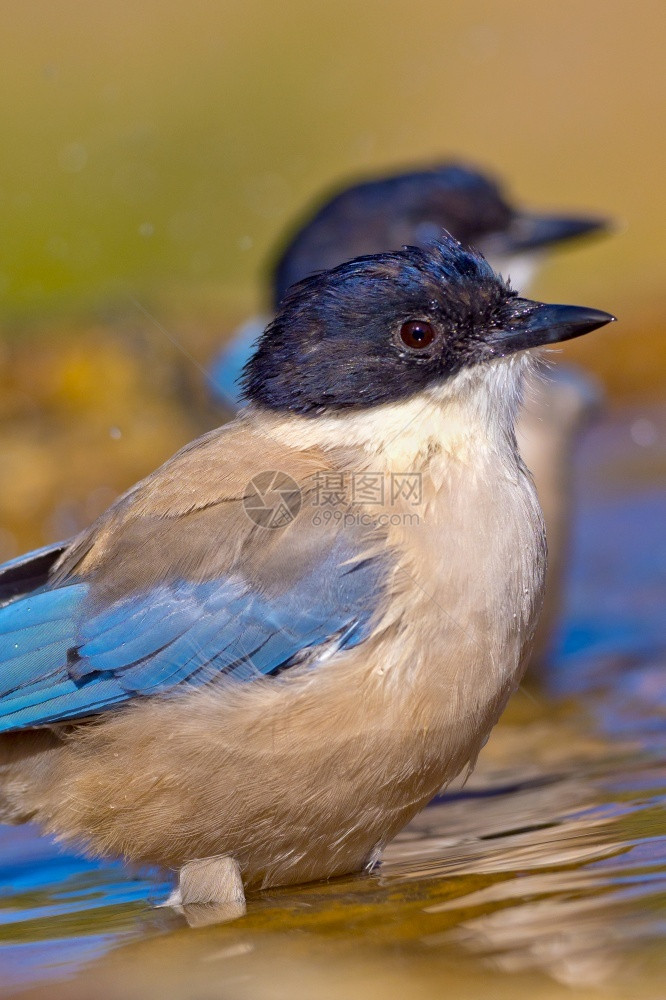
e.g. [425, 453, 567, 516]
[0, 402, 664, 999]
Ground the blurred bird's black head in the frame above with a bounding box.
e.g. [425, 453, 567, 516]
[271, 163, 608, 305]
[243, 236, 614, 415]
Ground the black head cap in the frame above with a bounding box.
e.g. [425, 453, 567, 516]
[271, 164, 510, 304]
[244, 235, 614, 415]
[271, 163, 609, 305]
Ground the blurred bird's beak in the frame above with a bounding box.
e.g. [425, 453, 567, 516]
[497, 212, 610, 253]
[488, 301, 616, 354]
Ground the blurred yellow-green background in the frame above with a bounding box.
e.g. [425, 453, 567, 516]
[1, 7, 666, 998]
[0, 0, 665, 555]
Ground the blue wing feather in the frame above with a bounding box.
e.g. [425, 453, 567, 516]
[0, 532, 383, 733]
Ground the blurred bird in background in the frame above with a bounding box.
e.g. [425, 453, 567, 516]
[210, 163, 609, 662]
[0, 238, 614, 917]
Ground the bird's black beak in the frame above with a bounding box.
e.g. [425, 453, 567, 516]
[494, 211, 610, 254]
[488, 300, 616, 355]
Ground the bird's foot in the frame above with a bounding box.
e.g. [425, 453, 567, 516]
[164, 855, 246, 927]
[363, 843, 384, 873]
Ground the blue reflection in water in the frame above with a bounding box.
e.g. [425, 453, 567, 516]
[2, 935, 118, 992]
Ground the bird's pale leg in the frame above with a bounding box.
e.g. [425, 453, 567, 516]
[363, 843, 384, 873]
[164, 855, 246, 927]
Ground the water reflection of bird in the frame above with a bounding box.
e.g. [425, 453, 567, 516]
[395, 789, 629, 987]
[0, 239, 613, 915]
[210, 163, 608, 662]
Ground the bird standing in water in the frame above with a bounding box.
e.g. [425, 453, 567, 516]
[0, 238, 614, 916]
[210, 163, 608, 661]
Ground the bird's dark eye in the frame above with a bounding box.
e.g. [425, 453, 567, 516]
[399, 320, 437, 350]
